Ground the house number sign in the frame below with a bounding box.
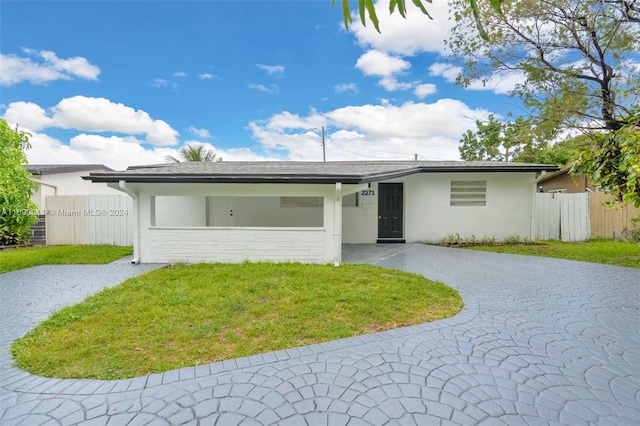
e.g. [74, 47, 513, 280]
[361, 189, 375, 196]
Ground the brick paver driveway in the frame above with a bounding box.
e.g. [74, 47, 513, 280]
[1, 244, 639, 425]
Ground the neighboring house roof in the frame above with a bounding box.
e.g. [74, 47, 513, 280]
[84, 161, 559, 185]
[537, 164, 573, 184]
[27, 164, 114, 176]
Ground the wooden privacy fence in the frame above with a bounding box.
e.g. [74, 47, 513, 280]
[535, 193, 590, 241]
[45, 195, 132, 246]
[590, 192, 640, 239]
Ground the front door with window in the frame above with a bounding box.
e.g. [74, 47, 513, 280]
[378, 183, 404, 241]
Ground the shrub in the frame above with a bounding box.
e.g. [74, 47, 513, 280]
[0, 119, 38, 245]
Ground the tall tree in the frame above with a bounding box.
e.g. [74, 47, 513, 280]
[449, 0, 640, 205]
[459, 115, 546, 162]
[0, 119, 38, 245]
[165, 144, 220, 163]
[534, 134, 593, 166]
[573, 112, 640, 206]
[448, 0, 640, 133]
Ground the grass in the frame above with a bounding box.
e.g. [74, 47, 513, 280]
[11, 262, 463, 379]
[0, 245, 133, 273]
[465, 239, 639, 268]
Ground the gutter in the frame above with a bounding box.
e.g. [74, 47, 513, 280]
[118, 180, 140, 264]
[29, 178, 58, 194]
[535, 170, 547, 183]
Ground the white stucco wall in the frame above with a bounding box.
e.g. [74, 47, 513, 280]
[148, 227, 325, 263]
[209, 196, 323, 227]
[31, 171, 122, 210]
[342, 172, 537, 243]
[123, 182, 364, 264]
[155, 196, 206, 226]
[112, 174, 535, 264]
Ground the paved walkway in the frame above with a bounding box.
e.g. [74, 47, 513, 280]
[1, 244, 639, 425]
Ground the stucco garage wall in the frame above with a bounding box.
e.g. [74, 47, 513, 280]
[404, 172, 535, 242]
[342, 172, 536, 243]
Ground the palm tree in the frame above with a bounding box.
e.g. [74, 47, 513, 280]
[165, 144, 220, 162]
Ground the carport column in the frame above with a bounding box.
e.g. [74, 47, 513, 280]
[118, 180, 140, 264]
[334, 182, 342, 266]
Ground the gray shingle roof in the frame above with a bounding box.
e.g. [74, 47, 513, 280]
[27, 164, 113, 175]
[84, 161, 559, 184]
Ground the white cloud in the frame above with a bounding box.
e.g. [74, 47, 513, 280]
[256, 64, 285, 76]
[429, 62, 527, 95]
[428, 63, 462, 82]
[25, 132, 274, 170]
[414, 83, 437, 99]
[378, 77, 414, 91]
[3, 96, 179, 146]
[174, 71, 187, 77]
[428, 62, 524, 95]
[248, 83, 279, 94]
[0, 48, 100, 86]
[198, 73, 217, 80]
[186, 126, 212, 139]
[355, 50, 411, 77]
[2, 101, 53, 130]
[25, 131, 162, 170]
[152, 78, 170, 87]
[327, 99, 484, 138]
[466, 70, 527, 95]
[335, 83, 359, 93]
[27, 131, 86, 165]
[261, 110, 326, 132]
[355, 50, 415, 92]
[152, 78, 178, 90]
[249, 100, 492, 161]
[350, 1, 452, 56]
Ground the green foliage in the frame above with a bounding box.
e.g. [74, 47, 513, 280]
[334, 0, 501, 40]
[0, 119, 38, 245]
[573, 114, 640, 207]
[459, 115, 548, 162]
[12, 262, 462, 379]
[448, 0, 640, 133]
[334, 0, 430, 33]
[535, 135, 593, 166]
[436, 233, 531, 246]
[165, 143, 220, 162]
[502, 234, 524, 244]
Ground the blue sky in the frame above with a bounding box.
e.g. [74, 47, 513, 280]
[1, 0, 524, 169]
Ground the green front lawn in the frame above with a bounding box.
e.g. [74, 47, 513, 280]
[465, 239, 639, 268]
[0, 245, 133, 273]
[11, 262, 463, 379]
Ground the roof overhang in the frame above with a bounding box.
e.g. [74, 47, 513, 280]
[84, 162, 560, 185]
[27, 164, 114, 176]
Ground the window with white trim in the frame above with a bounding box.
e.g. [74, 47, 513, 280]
[450, 181, 486, 206]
